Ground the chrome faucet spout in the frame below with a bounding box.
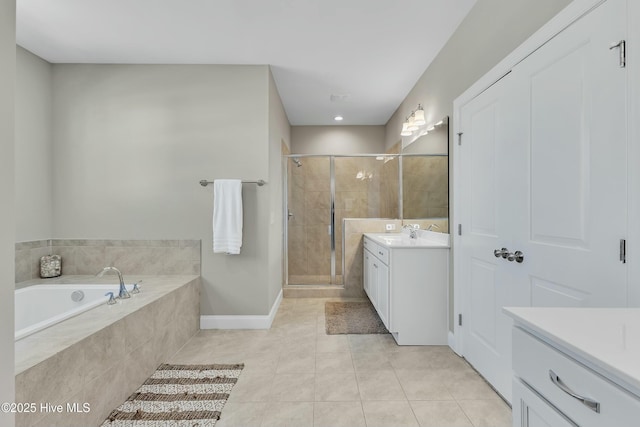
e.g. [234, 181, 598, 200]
[97, 266, 130, 299]
[402, 224, 418, 239]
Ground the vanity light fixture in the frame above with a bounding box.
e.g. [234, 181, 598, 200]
[400, 104, 447, 139]
[400, 119, 413, 136]
[401, 103, 426, 136]
[413, 104, 426, 126]
[334, 115, 344, 121]
[407, 113, 419, 131]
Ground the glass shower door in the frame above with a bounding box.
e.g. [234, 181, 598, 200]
[286, 156, 333, 285]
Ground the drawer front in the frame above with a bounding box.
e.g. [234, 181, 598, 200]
[513, 327, 640, 427]
[512, 378, 577, 427]
[363, 237, 390, 265]
[363, 237, 371, 252]
[373, 244, 389, 265]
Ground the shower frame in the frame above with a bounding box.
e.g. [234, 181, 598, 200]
[283, 153, 447, 287]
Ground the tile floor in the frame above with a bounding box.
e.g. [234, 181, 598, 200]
[169, 298, 512, 427]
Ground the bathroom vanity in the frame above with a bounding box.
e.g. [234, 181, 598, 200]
[505, 307, 640, 427]
[363, 230, 449, 345]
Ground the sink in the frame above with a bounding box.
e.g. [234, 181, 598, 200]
[364, 230, 450, 248]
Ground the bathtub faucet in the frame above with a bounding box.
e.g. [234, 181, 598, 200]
[96, 266, 130, 299]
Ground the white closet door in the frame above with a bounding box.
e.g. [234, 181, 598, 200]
[511, 0, 628, 309]
[459, 73, 523, 400]
[459, 0, 628, 402]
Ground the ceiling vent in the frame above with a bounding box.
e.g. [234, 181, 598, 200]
[330, 94, 351, 102]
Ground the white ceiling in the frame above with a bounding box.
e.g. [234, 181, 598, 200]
[16, 0, 476, 126]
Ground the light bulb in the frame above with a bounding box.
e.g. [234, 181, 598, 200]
[401, 122, 412, 136]
[413, 108, 426, 126]
[407, 115, 419, 131]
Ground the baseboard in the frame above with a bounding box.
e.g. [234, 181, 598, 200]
[448, 331, 462, 356]
[200, 288, 283, 330]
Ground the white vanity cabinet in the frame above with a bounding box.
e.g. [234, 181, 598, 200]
[363, 233, 449, 345]
[363, 238, 390, 328]
[505, 308, 640, 427]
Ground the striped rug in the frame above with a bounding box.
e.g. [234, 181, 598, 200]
[101, 363, 244, 427]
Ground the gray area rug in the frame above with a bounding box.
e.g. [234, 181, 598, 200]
[102, 363, 244, 427]
[325, 301, 389, 334]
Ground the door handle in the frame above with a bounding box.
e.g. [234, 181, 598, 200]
[494, 248, 509, 258]
[507, 251, 524, 263]
[549, 370, 600, 413]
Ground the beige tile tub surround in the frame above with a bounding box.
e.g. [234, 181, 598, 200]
[15, 239, 201, 283]
[14, 275, 200, 427]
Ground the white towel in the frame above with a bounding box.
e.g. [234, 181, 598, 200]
[213, 179, 243, 255]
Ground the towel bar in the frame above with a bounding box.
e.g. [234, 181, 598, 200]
[199, 179, 266, 187]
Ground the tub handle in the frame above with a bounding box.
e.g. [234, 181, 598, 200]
[105, 292, 117, 305]
[130, 280, 142, 294]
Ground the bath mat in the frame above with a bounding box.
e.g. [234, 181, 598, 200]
[325, 301, 389, 334]
[101, 363, 244, 427]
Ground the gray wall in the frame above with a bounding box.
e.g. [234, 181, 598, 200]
[292, 125, 385, 154]
[385, 0, 572, 150]
[385, 0, 572, 331]
[268, 69, 290, 307]
[15, 46, 53, 242]
[1, 0, 15, 424]
[50, 64, 279, 316]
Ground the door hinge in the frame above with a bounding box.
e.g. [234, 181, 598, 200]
[458, 224, 462, 236]
[620, 239, 626, 263]
[458, 313, 463, 326]
[610, 40, 626, 68]
[457, 132, 463, 146]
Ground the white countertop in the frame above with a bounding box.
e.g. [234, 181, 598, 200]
[364, 229, 450, 249]
[504, 307, 640, 398]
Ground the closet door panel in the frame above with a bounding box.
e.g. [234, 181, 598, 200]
[459, 74, 520, 401]
[457, 0, 629, 402]
[529, 44, 589, 247]
[514, 0, 628, 308]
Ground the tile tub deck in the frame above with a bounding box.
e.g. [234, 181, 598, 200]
[14, 274, 200, 427]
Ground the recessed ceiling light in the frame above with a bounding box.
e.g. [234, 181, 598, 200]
[334, 115, 344, 121]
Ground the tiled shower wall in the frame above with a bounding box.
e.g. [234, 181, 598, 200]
[15, 239, 201, 284]
[380, 143, 401, 219]
[403, 156, 449, 218]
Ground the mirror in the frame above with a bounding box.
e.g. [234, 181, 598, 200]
[401, 116, 449, 231]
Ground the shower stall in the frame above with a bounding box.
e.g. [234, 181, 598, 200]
[284, 153, 449, 286]
[285, 154, 401, 286]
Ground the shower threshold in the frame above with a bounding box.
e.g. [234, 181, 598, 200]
[283, 283, 348, 298]
[288, 275, 343, 286]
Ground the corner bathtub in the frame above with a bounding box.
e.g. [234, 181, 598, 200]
[15, 284, 120, 340]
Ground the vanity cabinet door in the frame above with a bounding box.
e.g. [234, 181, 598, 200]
[513, 379, 577, 427]
[364, 250, 371, 298]
[364, 248, 378, 309]
[376, 261, 390, 330]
